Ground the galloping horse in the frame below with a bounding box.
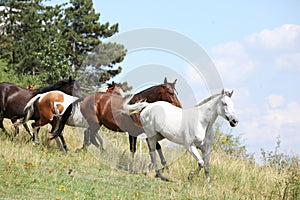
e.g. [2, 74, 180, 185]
[53, 78, 182, 161]
[81, 79, 181, 159]
[0, 77, 81, 138]
[53, 81, 124, 151]
[16, 82, 123, 152]
[123, 89, 239, 181]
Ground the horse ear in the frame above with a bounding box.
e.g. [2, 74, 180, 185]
[229, 90, 234, 97]
[173, 79, 177, 85]
[68, 76, 74, 82]
[164, 77, 167, 84]
[221, 89, 225, 95]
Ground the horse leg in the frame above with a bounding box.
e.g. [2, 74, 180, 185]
[23, 123, 34, 140]
[58, 134, 68, 153]
[199, 130, 213, 183]
[31, 122, 41, 144]
[92, 131, 104, 150]
[51, 103, 73, 136]
[0, 117, 11, 138]
[187, 145, 204, 180]
[31, 115, 50, 143]
[88, 122, 103, 149]
[129, 135, 137, 158]
[0, 117, 5, 132]
[200, 143, 212, 183]
[82, 128, 91, 149]
[146, 137, 169, 181]
[156, 142, 167, 167]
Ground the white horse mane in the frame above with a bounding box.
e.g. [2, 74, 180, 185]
[195, 93, 221, 107]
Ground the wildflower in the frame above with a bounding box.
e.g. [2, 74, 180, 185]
[58, 185, 67, 192]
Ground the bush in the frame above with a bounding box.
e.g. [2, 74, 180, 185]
[261, 136, 300, 199]
[213, 124, 254, 162]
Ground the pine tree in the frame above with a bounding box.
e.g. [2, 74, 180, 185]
[0, 0, 126, 86]
[62, 0, 126, 88]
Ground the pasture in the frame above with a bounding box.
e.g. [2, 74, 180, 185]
[0, 119, 299, 199]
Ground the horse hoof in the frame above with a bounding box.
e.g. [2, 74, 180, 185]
[161, 165, 169, 172]
[155, 174, 170, 182]
[155, 172, 170, 182]
[188, 172, 196, 180]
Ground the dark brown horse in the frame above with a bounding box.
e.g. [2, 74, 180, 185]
[54, 78, 182, 161]
[0, 77, 81, 139]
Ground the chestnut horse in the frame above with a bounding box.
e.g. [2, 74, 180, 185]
[53, 82, 124, 151]
[52, 78, 182, 161]
[0, 77, 81, 138]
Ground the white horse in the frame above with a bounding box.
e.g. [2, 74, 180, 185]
[123, 89, 238, 181]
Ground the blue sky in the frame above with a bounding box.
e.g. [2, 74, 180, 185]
[48, 0, 300, 160]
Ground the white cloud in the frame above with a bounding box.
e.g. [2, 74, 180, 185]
[245, 24, 300, 51]
[268, 95, 284, 108]
[210, 24, 300, 85]
[264, 101, 300, 126]
[275, 52, 300, 71]
[209, 24, 300, 157]
[211, 42, 255, 84]
[235, 96, 300, 156]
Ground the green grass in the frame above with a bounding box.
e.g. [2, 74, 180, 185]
[0, 119, 299, 199]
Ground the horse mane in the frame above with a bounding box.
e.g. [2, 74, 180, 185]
[128, 84, 163, 103]
[32, 79, 72, 95]
[195, 93, 221, 107]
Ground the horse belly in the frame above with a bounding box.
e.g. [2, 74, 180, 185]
[141, 103, 184, 145]
[66, 104, 88, 128]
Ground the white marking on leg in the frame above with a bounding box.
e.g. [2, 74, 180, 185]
[188, 145, 204, 167]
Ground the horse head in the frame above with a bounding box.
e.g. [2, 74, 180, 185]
[218, 89, 239, 127]
[27, 84, 36, 90]
[161, 77, 182, 108]
[107, 81, 124, 96]
[59, 77, 82, 97]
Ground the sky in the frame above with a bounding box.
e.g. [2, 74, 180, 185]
[48, 0, 300, 161]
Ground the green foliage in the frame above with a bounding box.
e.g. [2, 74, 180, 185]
[0, 59, 43, 87]
[213, 124, 254, 162]
[0, 0, 126, 86]
[61, 0, 126, 87]
[260, 136, 300, 199]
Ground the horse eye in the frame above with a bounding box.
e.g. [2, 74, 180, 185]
[223, 102, 227, 106]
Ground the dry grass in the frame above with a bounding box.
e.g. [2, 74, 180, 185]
[0, 119, 299, 199]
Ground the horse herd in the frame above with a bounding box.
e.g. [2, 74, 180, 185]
[0, 77, 238, 182]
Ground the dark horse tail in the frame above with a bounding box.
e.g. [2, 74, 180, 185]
[50, 97, 84, 139]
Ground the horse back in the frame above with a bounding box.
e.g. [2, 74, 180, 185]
[81, 92, 138, 132]
[0, 82, 33, 118]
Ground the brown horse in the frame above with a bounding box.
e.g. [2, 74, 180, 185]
[53, 78, 182, 161]
[0, 77, 81, 139]
[17, 82, 123, 151]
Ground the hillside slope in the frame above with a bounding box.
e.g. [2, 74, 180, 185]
[0, 120, 298, 199]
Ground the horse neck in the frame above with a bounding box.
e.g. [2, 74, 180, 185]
[33, 81, 72, 95]
[196, 95, 220, 127]
[131, 86, 161, 103]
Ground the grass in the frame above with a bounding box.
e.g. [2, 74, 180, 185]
[0, 119, 299, 199]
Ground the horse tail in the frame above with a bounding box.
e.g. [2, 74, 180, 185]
[123, 95, 149, 115]
[23, 94, 42, 122]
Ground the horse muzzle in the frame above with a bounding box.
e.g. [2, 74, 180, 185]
[229, 118, 239, 127]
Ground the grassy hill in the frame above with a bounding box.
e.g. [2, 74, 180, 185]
[0, 119, 299, 199]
